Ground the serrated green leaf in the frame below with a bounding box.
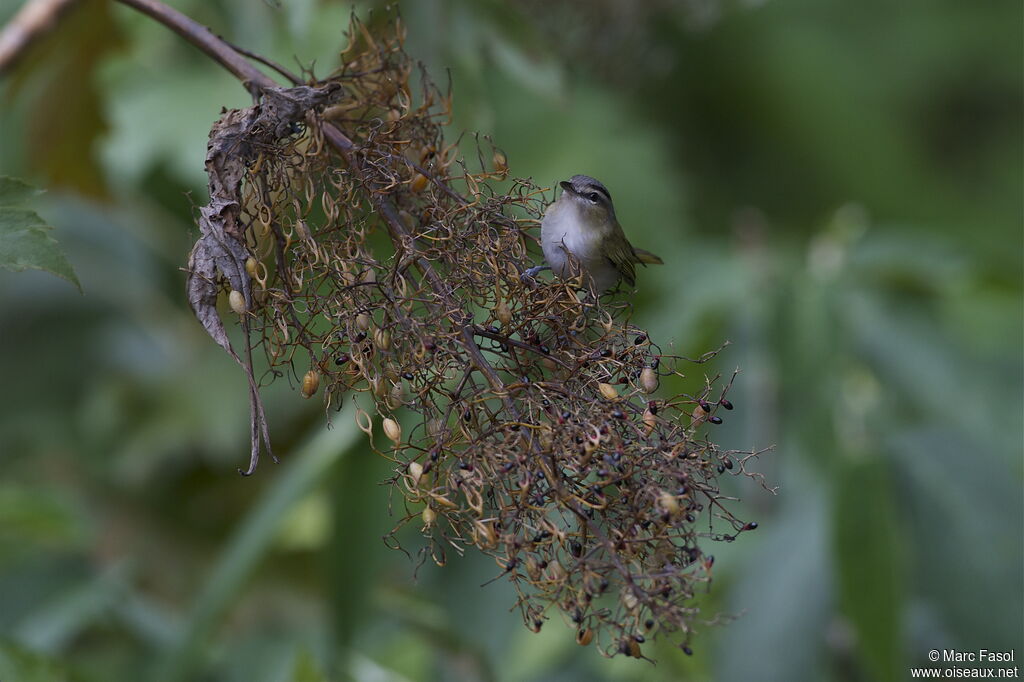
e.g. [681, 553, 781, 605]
[0, 176, 81, 291]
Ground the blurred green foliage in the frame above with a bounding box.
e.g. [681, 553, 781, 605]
[0, 0, 1020, 680]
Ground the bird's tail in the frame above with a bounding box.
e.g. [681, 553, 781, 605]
[633, 248, 664, 265]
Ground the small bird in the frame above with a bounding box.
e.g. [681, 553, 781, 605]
[526, 174, 663, 293]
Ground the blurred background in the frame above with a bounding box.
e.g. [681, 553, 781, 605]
[0, 0, 1021, 680]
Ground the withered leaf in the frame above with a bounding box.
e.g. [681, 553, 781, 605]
[186, 84, 340, 475]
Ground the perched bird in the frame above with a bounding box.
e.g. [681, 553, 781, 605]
[526, 174, 663, 293]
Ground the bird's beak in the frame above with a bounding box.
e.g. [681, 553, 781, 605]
[559, 181, 574, 194]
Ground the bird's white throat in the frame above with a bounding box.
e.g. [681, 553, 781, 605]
[541, 197, 618, 291]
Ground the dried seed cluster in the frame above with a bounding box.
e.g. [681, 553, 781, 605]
[190, 14, 770, 660]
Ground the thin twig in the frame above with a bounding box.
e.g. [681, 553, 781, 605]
[219, 34, 304, 86]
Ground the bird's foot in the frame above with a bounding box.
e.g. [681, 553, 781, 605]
[520, 265, 550, 285]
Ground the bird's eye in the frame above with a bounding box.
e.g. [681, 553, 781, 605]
[586, 192, 601, 203]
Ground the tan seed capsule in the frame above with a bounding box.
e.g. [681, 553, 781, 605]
[382, 417, 402, 443]
[640, 367, 659, 394]
[538, 425, 553, 449]
[388, 382, 405, 407]
[360, 267, 376, 284]
[228, 290, 246, 315]
[410, 173, 429, 192]
[355, 313, 371, 331]
[576, 628, 594, 646]
[621, 589, 639, 611]
[301, 370, 320, 399]
[408, 461, 424, 486]
[245, 257, 258, 277]
[691, 406, 706, 426]
[422, 505, 436, 527]
[374, 328, 391, 351]
[398, 210, 417, 229]
[658, 490, 679, 515]
[495, 299, 511, 327]
[643, 408, 657, 434]
[493, 150, 508, 171]
[426, 418, 443, 437]
[295, 219, 311, 241]
[474, 520, 497, 549]
[598, 382, 618, 400]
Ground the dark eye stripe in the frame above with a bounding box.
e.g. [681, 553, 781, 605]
[583, 184, 611, 202]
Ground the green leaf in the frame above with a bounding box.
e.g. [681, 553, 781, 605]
[151, 423, 359, 682]
[0, 177, 80, 291]
[291, 648, 328, 682]
[834, 456, 906, 682]
[0, 641, 74, 682]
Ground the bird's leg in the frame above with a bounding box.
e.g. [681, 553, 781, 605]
[520, 264, 550, 282]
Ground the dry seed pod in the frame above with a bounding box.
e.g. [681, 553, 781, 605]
[538, 425, 553, 449]
[642, 407, 657, 434]
[410, 173, 429, 192]
[245, 257, 258, 277]
[388, 381, 405, 407]
[398, 210, 417, 229]
[228, 290, 246, 315]
[295, 219, 311, 241]
[691, 406, 706, 426]
[598, 382, 618, 400]
[658, 490, 679, 515]
[360, 267, 376, 284]
[383, 417, 402, 443]
[373, 328, 391, 351]
[301, 370, 320, 398]
[621, 589, 639, 611]
[495, 298, 511, 327]
[576, 628, 594, 646]
[426, 418, 444, 437]
[408, 460, 424, 486]
[422, 505, 436, 527]
[640, 367, 659, 394]
[474, 520, 497, 549]
[356, 313, 372, 331]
